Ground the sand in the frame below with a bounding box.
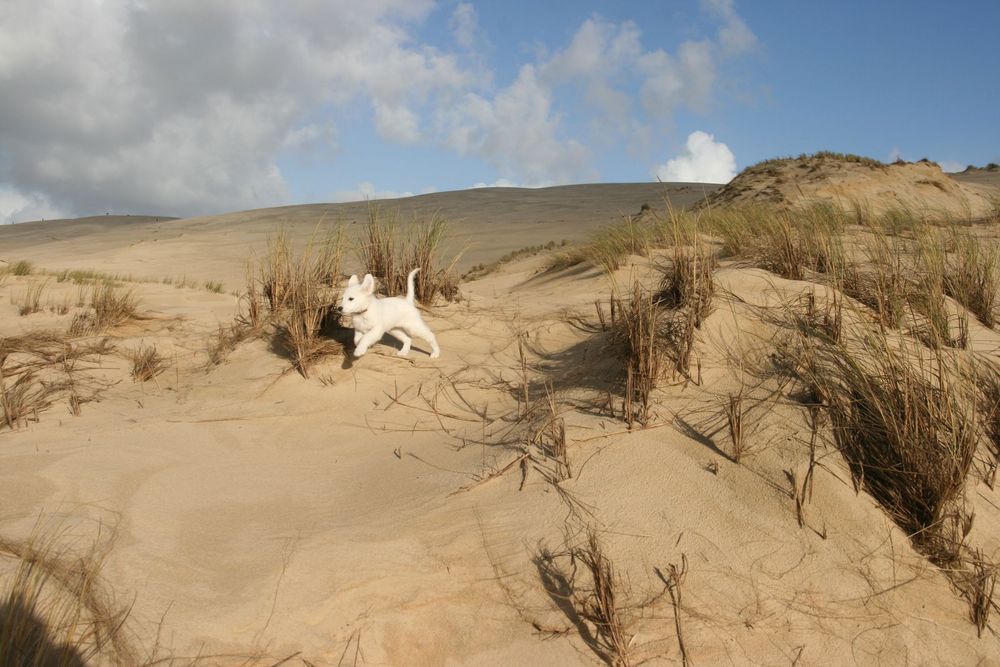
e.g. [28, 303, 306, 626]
[2, 173, 1000, 665]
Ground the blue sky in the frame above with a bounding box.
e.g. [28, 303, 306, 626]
[0, 0, 998, 223]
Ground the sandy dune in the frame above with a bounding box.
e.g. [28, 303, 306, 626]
[3, 171, 1000, 665]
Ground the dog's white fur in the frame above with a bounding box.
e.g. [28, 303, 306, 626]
[339, 268, 440, 359]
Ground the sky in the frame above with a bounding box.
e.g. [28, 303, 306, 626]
[1, 0, 998, 224]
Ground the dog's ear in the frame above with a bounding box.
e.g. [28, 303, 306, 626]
[348, 274, 359, 287]
[361, 274, 375, 294]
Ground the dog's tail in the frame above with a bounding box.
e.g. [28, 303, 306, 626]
[406, 268, 420, 306]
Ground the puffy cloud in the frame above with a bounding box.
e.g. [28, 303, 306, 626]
[654, 131, 736, 183]
[0, 0, 465, 217]
[0, 186, 65, 225]
[701, 0, 758, 55]
[440, 65, 592, 186]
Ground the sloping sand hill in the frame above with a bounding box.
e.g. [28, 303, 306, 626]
[3, 175, 1000, 665]
[703, 153, 999, 219]
[0, 184, 717, 293]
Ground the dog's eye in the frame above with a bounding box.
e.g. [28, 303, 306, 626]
[348, 297, 354, 301]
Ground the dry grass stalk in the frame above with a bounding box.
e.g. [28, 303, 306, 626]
[11, 259, 34, 276]
[784, 469, 808, 528]
[127, 344, 168, 383]
[537, 383, 570, 480]
[725, 390, 745, 463]
[273, 230, 345, 378]
[968, 548, 997, 637]
[657, 554, 689, 667]
[517, 335, 530, 416]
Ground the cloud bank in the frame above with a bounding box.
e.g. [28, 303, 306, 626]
[0, 0, 756, 221]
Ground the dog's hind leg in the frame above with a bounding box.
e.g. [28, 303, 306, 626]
[388, 328, 412, 357]
[408, 321, 440, 359]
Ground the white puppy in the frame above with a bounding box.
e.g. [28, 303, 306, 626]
[338, 268, 440, 359]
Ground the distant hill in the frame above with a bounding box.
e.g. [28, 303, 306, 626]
[702, 153, 999, 219]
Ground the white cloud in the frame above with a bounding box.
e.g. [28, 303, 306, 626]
[0, 2, 758, 215]
[939, 160, 964, 173]
[0, 0, 466, 217]
[450, 3, 479, 50]
[701, 0, 758, 55]
[440, 65, 592, 186]
[654, 131, 736, 183]
[0, 185, 65, 225]
[330, 182, 415, 203]
[469, 178, 521, 188]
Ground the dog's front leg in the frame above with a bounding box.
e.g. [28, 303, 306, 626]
[353, 327, 383, 357]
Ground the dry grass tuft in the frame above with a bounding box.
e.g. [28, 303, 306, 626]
[1, 333, 115, 429]
[69, 283, 138, 336]
[127, 344, 168, 383]
[14, 281, 47, 316]
[241, 227, 346, 377]
[359, 205, 460, 304]
[943, 229, 998, 328]
[840, 232, 908, 331]
[0, 525, 136, 666]
[608, 284, 663, 427]
[11, 260, 34, 276]
[801, 328, 977, 567]
[656, 239, 716, 328]
[537, 529, 631, 666]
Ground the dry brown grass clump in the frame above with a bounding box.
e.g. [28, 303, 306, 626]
[801, 328, 977, 567]
[536, 529, 632, 666]
[232, 227, 346, 377]
[839, 232, 908, 330]
[943, 228, 999, 328]
[1, 333, 114, 429]
[209, 227, 348, 374]
[359, 206, 460, 304]
[69, 283, 138, 336]
[0, 526, 135, 666]
[14, 281, 48, 316]
[657, 239, 716, 328]
[127, 344, 168, 383]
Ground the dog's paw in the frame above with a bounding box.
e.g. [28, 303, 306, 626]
[353, 348, 367, 358]
[430, 350, 440, 359]
[396, 349, 409, 357]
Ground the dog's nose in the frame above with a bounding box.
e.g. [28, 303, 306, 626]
[334, 305, 344, 313]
